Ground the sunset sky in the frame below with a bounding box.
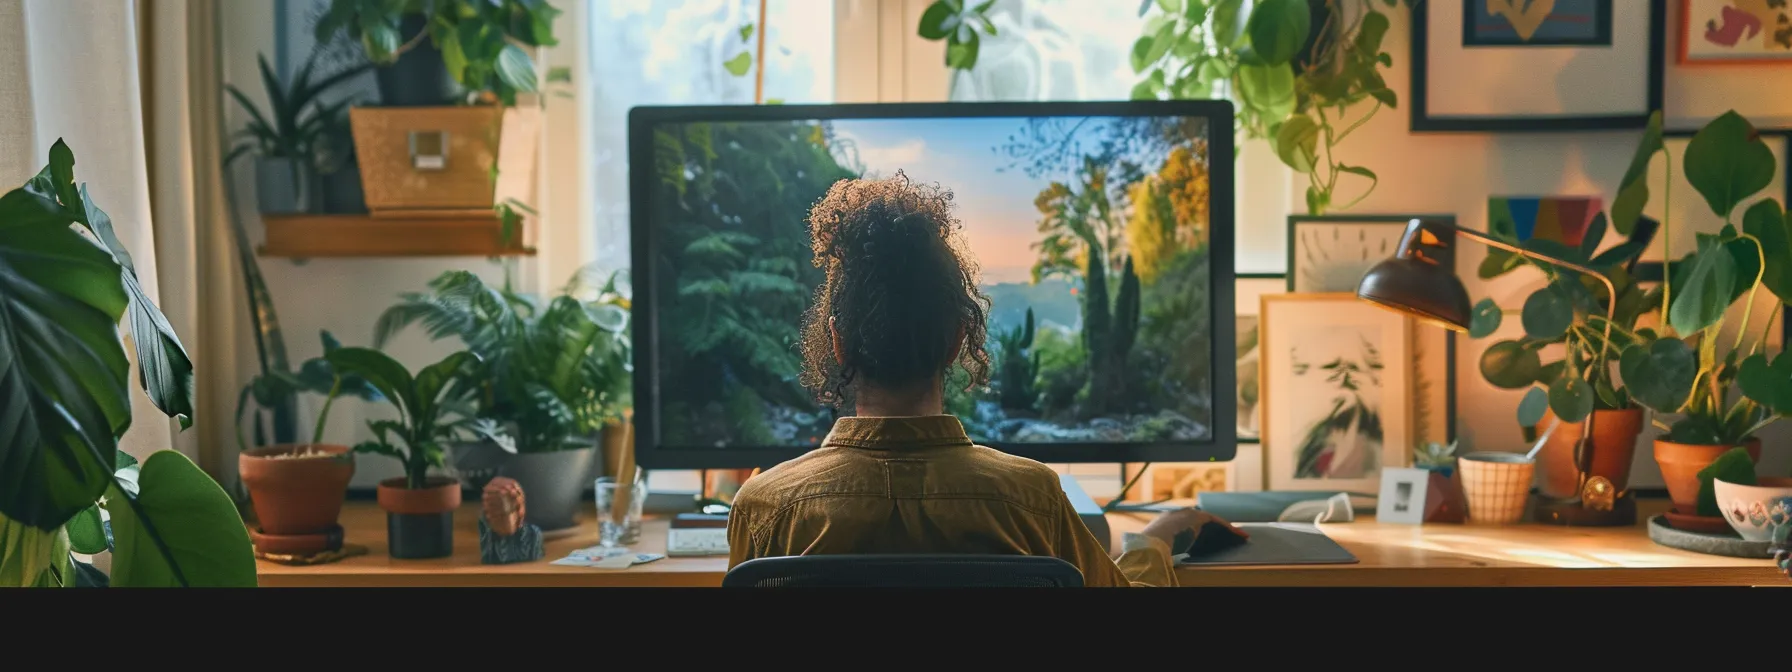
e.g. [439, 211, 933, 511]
[830, 117, 1117, 285]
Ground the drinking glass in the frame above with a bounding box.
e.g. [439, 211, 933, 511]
[595, 470, 646, 547]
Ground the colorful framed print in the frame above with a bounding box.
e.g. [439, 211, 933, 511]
[1486, 197, 1606, 248]
[1679, 0, 1792, 64]
[1261, 293, 1413, 493]
[1236, 274, 1285, 444]
[1412, 0, 1666, 132]
[1286, 216, 1456, 446]
[1463, 0, 1615, 47]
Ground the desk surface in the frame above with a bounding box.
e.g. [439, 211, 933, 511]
[256, 499, 1785, 587]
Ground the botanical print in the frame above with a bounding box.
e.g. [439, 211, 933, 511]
[1464, 0, 1614, 46]
[1290, 327, 1386, 480]
[1290, 220, 1406, 293]
[1235, 277, 1284, 443]
[1262, 294, 1411, 493]
[1683, 0, 1792, 61]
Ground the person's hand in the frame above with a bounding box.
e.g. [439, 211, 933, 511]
[1140, 507, 1248, 548]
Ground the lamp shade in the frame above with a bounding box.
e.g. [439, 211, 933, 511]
[1354, 218, 1472, 332]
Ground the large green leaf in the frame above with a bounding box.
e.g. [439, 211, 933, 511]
[1246, 0, 1311, 66]
[46, 142, 196, 428]
[494, 43, 539, 94]
[414, 350, 479, 422]
[1480, 340, 1541, 390]
[1273, 116, 1320, 173]
[0, 179, 131, 530]
[1548, 372, 1595, 424]
[1516, 386, 1549, 427]
[1742, 198, 1792, 305]
[1619, 339, 1697, 413]
[108, 451, 257, 587]
[326, 347, 418, 421]
[1468, 297, 1502, 338]
[1683, 111, 1776, 221]
[66, 504, 108, 554]
[1667, 238, 1739, 335]
[1738, 352, 1792, 412]
[1612, 112, 1664, 235]
[1521, 289, 1572, 340]
[1235, 62, 1295, 120]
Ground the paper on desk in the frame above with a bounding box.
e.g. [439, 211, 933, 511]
[551, 552, 665, 569]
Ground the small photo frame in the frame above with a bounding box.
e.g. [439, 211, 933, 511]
[1144, 463, 1233, 502]
[1679, 0, 1792, 64]
[1286, 216, 1456, 447]
[1377, 467, 1431, 525]
[1412, 0, 1666, 131]
[1463, 0, 1614, 47]
[1236, 275, 1285, 444]
[1260, 293, 1413, 493]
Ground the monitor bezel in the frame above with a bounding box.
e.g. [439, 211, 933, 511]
[628, 100, 1237, 469]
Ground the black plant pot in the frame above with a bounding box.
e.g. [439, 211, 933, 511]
[375, 15, 462, 106]
[387, 512, 454, 559]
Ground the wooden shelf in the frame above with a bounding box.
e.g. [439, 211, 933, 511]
[259, 212, 533, 258]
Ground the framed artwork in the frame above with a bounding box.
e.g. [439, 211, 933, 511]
[1286, 216, 1456, 447]
[1486, 197, 1605, 247]
[1236, 274, 1285, 444]
[1412, 0, 1666, 132]
[1260, 293, 1413, 493]
[1376, 468, 1432, 525]
[1640, 129, 1792, 262]
[1679, 0, 1792, 64]
[1463, 0, 1615, 47]
[1144, 463, 1232, 502]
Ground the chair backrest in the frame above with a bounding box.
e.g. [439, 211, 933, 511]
[721, 554, 1085, 587]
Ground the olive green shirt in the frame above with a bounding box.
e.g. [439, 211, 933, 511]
[726, 415, 1177, 587]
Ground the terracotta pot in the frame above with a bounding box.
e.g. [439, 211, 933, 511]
[377, 476, 462, 560]
[1538, 407, 1645, 498]
[376, 476, 462, 515]
[239, 444, 354, 536]
[1653, 437, 1762, 515]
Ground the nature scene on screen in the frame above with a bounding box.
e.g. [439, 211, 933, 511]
[649, 115, 1214, 448]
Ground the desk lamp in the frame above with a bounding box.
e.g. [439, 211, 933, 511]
[1355, 217, 1632, 526]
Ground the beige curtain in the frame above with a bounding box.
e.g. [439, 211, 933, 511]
[139, 0, 248, 487]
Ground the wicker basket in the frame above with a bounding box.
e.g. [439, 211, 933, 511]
[349, 106, 504, 212]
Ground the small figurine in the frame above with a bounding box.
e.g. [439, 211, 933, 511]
[1581, 476, 1616, 512]
[479, 477, 544, 565]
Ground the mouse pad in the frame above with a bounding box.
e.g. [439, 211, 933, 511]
[1173, 523, 1358, 566]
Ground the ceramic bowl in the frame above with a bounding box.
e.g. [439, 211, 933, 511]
[1713, 477, 1792, 542]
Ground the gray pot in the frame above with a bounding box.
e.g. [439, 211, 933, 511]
[446, 440, 511, 493]
[499, 445, 598, 533]
[254, 156, 319, 214]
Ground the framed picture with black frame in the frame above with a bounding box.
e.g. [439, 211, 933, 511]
[1284, 215, 1457, 446]
[1411, 0, 1666, 132]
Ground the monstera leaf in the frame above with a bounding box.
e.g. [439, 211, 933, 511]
[0, 161, 132, 531]
[108, 451, 257, 587]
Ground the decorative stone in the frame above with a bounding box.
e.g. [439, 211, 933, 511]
[483, 477, 526, 537]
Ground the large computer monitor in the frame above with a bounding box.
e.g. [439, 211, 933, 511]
[628, 101, 1235, 470]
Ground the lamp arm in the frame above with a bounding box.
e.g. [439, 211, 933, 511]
[1453, 227, 1618, 501]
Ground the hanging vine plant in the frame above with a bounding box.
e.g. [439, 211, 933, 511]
[921, 0, 1409, 215]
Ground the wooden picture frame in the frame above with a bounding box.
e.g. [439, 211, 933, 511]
[1411, 0, 1666, 132]
[1285, 216, 1457, 447]
[1678, 0, 1792, 65]
[1260, 293, 1413, 493]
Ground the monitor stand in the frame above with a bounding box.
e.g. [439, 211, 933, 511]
[1059, 474, 1113, 553]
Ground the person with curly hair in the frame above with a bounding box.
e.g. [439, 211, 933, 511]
[725, 172, 1244, 586]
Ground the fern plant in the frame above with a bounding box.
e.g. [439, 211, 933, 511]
[373, 268, 631, 454]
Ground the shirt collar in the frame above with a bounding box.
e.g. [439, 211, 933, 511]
[822, 415, 974, 450]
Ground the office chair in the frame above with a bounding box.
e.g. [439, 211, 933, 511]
[721, 554, 1085, 587]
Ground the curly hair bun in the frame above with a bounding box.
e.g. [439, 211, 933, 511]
[798, 171, 992, 405]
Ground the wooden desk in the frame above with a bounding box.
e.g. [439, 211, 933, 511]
[256, 499, 1785, 587]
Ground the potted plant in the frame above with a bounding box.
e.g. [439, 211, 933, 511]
[225, 52, 370, 214]
[374, 268, 631, 533]
[1467, 209, 1658, 501]
[236, 331, 383, 552]
[1616, 110, 1792, 531]
[0, 140, 254, 587]
[1412, 441, 1466, 523]
[325, 347, 484, 559]
[314, 0, 561, 107]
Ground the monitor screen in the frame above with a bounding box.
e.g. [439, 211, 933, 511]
[629, 102, 1235, 469]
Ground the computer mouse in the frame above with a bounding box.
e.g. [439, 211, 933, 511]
[1174, 521, 1249, 557]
